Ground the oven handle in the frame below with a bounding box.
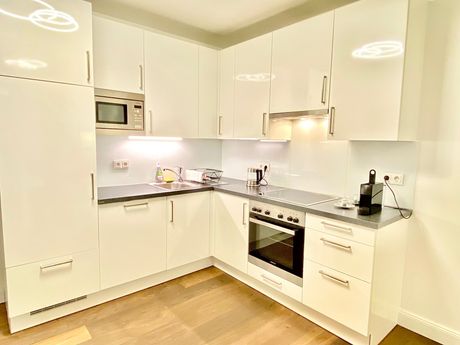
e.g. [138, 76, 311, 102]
[249, 217, 297, 236]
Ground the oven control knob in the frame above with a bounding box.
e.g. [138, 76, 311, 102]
[287, 216, 293, 222]
[257, 208, 262, 213]
[264, 210, 271, 215]
[293, 217, 299, 223]
[277, 214, 284, 219]
[252, 207, 258, 212]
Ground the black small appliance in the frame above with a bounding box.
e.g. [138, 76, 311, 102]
[358, 169, 383, 216]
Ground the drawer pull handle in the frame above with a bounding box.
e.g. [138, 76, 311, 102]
[319, 270, 350, 287]
[124, 202, 149, 209]
[261, 274, 282, 288]
[320, 238, 352, 252]
[320, 221, 353, 234]
[40, 259, 73, 271]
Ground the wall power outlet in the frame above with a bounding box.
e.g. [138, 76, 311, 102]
[113, 159, 129, 169]
[384, 172, 404, 186]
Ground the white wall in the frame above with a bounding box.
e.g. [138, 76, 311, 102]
[398, 1, 460, 343]
[96, 135, 222, 186]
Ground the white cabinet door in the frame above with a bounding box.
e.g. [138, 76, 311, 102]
[234, 34, 272, 139]
[0, 0, 93, 86]
[145, 32, 199, 137]
[93, 16, 144, 94]
[99, 198, 167, 289]
[271, 12, 334, 113]
[328, 0, 408, 140]
[167, 192, 210, 269]
[199, 47, 218, 138]
[217, 47, 235, 138]
[214, 193, 249, 273]
[0, 77, 98, 268]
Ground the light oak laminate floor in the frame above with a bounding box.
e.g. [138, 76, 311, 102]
[0, 267, 438, 345]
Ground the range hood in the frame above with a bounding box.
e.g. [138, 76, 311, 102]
[269, 108, 329, 120]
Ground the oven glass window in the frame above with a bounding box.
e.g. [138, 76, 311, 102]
[96, 102, 128, 124]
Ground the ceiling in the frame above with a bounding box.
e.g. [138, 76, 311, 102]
[100, 0, 309, 34]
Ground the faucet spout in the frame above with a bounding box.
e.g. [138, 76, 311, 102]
[163, 167, 183, 182]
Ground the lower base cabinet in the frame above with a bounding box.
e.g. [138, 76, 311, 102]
[99, 198, 167, 289]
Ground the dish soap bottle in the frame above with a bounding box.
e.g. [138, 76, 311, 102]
[154, 162, 164, 183]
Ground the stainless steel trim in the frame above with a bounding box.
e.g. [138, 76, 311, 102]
[329, 107, 336, 135]
[249, 217, 296, 236]
[95, 88, 145, 101]
[218, 116, 223, 135]
[262, 113, 268, 136]
[319, 270, 350, 287]
[139, 65, 143, 90]
[321, 221, 353, 233]
[320, 237, 352, 251]
[248, 256, 303, 286]
[270, 109, 329, 120]
[124, 202, 149, 209]
[86, 50, 91, 83]
[321, 76, 327, 104]
[170, 200, 174, 223]
[261, 274, 282, 287]
[243, 203, 248, 225]
[149, 110, 153, 134]
[40, 259, 73, 271]
[90, 173, 95, 200]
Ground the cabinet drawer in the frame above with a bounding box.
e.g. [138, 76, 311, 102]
[6, 250, 100, 317]
[306, 229, 374, 282]
[248, 263, 302, 302]
[303, 260, 371, 335]
[306, 214, 375, 246]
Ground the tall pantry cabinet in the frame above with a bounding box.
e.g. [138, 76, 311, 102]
[0, 0, 99, 329]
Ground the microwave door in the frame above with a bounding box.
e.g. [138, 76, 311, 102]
[96, 102, 128, 128]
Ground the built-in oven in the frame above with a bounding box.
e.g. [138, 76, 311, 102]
[95, 88, 144, 131]
[248, 201, 305, 287]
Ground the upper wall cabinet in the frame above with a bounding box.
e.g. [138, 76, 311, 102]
[144, 31, 199, 138]
[234, 34, 272, 139]
[199, 47, 218, 138]
[328, 0, 426, 141]
[217, 47, 235, 138]
[270, 11, 334, 114]
[0, 0, 93, 86]
[93, 16, 144, 94]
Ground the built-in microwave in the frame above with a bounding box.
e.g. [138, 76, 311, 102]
[95, 88, 144, 131]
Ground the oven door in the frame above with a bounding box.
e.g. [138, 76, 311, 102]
[248, 214, 304, 286]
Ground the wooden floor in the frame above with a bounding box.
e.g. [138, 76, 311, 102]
[0, 267, 438, 345]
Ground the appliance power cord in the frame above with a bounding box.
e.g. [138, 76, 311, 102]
[383, 176, 412, 219]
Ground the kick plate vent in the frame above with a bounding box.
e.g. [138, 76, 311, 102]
[30, 295, 87, 315]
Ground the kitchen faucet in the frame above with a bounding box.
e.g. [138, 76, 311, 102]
[163, 167, 183, 182]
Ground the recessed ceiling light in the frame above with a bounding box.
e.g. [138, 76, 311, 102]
[352, 41, 403, 59]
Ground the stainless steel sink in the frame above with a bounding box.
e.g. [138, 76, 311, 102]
[148, 181, 203, 191]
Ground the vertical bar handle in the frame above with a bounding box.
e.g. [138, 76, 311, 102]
[242, 203, 248, 225]
[90, 173, 95, 200]
[139, 65, 144, 90]
[329, 107, 336, 135]
[170, 200, 174, 223]
[321, 76, 328, 104]
[218, 116, 223, 135]
[86, 51, 91, 83]
[262, 113, 268, 136]
[149, 110, 153, 134]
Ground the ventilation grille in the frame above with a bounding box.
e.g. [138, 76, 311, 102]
[30, 295, 87, 315]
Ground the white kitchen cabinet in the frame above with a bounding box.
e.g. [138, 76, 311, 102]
[98, 198, 167, 290]
[234, 34, 272, 139]
[213, 192, 249, 273]
[328, 0, 426, 140]
[167, 192, 211, 269]
[217, 47, 235, 138]
[0, 0, 93, 86]
[271, 11, 334, 114]
[144, 31, 199, 138]
[0, 77, 98, 268]
[92, 16, 144, 94]
[199, 47, 218, 138]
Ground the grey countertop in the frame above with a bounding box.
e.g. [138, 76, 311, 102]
[98, 178, 404, 229]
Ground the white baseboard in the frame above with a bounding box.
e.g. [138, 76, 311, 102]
[399, 309, 460, 345]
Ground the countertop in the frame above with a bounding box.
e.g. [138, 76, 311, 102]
[98, 178, 404, 229]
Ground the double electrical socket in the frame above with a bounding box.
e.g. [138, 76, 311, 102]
[113, 159, 129, 169]
[383, 172, 404, 186]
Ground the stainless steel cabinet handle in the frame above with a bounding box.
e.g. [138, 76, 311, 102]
[329, 107, 335, 135]
[242, 203, 248, 225]
[40, 259, 73, 271]
[86, 50, 91, 83]
[321, 76, 328, 104]
[218, 116, 223, 135]
[319, 270, 350, 287]
[262, 113, 268, 136]
[321, 221, 353, 233]
[261, 274, 282, 287]
[320, 237, 352, 252]
[90, 173, 95, 200]
[170, 200, 174, 223]
[139, 65, 143, 90]
[124, 202, 149, 209]
[149, 110, 153, 134]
